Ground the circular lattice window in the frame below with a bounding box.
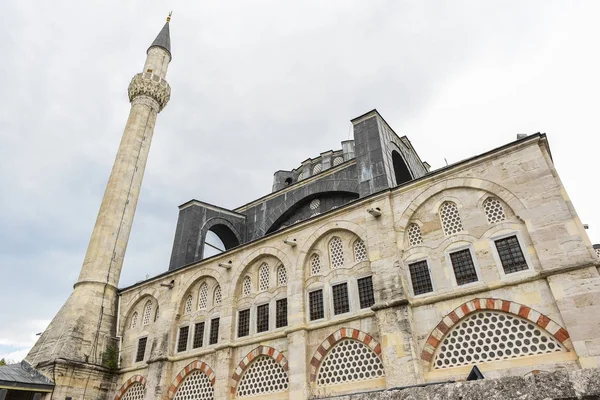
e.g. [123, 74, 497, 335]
[121, 382, 146, 400]
[484, 197, 506, 224]
[433, 311, 565, 369]
[173, 370, 214, 400]
[236, 356, 289, 397]
[407, 223, 422, 247]
[317, 339, 385, 386]
[440, 202, 463, 236]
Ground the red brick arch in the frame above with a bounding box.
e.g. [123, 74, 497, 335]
[114, 375, 147, 400]
[309, 328, 382, 383]
[230, 345, 289, 395]
[167, 360, 216, 399]
[420, 297, 572, 362]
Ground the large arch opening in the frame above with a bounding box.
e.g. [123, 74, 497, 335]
[201, 222, 241, 258]
[392, 150, 412, 186]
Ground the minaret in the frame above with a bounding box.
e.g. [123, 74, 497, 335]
[25, 17, 172, 399]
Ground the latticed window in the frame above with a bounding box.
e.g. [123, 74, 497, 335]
[198, 283, 208, 309]
[353, 239, 368, 262]
[313, 164, 322, 174]
[177, 326, 189, 353]
[237, 356, 289, 397]
[409, 260, 434, 295]
[357, 276, 375, 309]
[213, 285, 222, 306]
[276, 298, 288, 328]
[310, 254, 322, 276]
[238, 309, 250, 337]
[131, 312, 138, 329]
[440, 202, 463, 236]
[154, 306, 160, 322]
[434, 311, 564, 369]
[450, 249, 478, 285]
[310, 199, 320, 210]
[332, 283, 350, 315]
[495, 236, 528, 274]
[209, 318, 219, 345]
[407, 223, 423, 246]
[298, 171, 306, 181]
[121, 382, 146, 400]
[193, 322, 205, 349]
[256, 304, 269, 333]
[596, 248, 600, 258]
[173, 370, 215, 400]
[277, 266, 287, 286]
[135, 337, 147, 362]
[309, 290, 324, 321]
[329, 237, 344, 268]
[333, 156, 344, 166]
[317, 339, 385, 386]
[484, 197, 506, 224]
[142, 301, 152, 326]
[242, 276, 252, 296]
[259, 263, 270, 291]
[184, 295, 193, 314]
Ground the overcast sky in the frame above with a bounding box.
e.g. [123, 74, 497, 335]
[1, 1, 599, 362]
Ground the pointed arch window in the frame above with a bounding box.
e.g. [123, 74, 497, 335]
[440, 201, 463, 236]
[214, 285, 222, 306]
[198, 283, 208, 310]
[310, 254, 322, 276]
[142, 301, 152, 326]
[259, 263, 270, 291]
[131, 312, 138, 329]
[484, 197, 506, 224]
[184, 295, 193, 314]
[329, 237, 344, 268]
[154, 306, 160, 322]
[407, 223, 423, 246]
[277, 266, 287, 286]
[353, 239, 367, 262]
[242, 276, 252, 296]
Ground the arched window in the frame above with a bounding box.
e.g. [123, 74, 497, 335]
[259, 263, 270, 291]
[316, 339, 384, 386]
[329, 237, 344, 268]
[484, 197, 506, 224]
[310, 254, 322, 276]
[236, 356, 289, 397]
[120, 382, 146, 400]
[440, 202, 463, 236]
[214, 285, 222, 306]
[392, 150, 412, 186]
[198, 283, 208, 310]
[184, 295, 193, 314]
[313, 164, 322, 174]
[353, 239, 368, 262]
[310, 199, 320, 211]
[130, 312, 138, 329]
[277, 266, 287, 286]
[407, 223, 423, 246]
[242, 276, 252, 296]
[154, 306, 160, 322]
[142, 301, 152, 326]
[333, 156, 344, 166]
[172, 370, 214, 400]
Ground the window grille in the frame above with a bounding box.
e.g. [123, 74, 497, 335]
[309, 290, 324, 321]
[236, 356, 289, 397]
[317, 339, 385, 386]
[277, 266, 287, 286]
[121, 382, 146, 400]
[495, 236, 528, 274]
[197, 283, 208, 309]
[213, 285, 222, 306]
[440, 202, 463, 236]
[184, 295, 193, 314]
[484, 197, 506, 224]
[177, 326, 189, 353]
[434, 311, 564, 369]
[313, 164, 322, 174]
[357, 276, 375, 308]
[142, 301, 152, 326]
[329, 237, 344, 268]
[310, 199, 320, 210]
[154, 306, 160, 322]
[131, 312, 138, 329]
[259, 263, 270, 291]
[276, 298, 288, 328]
[353, 239, 368, 262]
[333, 156, 344, 166]
[310, 254, 322, 275]
[172, 370, 214, 400]
[450, 249, 478, 285]
[238, 309, 250, 338]
[298, 171, 306, 181]
[407, 223, 423, 246]
[408, 260, 434, 295]
[596, 248, 600, 258]
[242, 276, 252, 296]
[135, 337, 147, 362]
[332, 283, 350, 315]
[209, 318, 219, 345]
[256, 304, 269, 333]
[193, 322, 205, 349]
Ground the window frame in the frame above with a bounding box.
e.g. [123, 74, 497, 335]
[330, 280, 351, 316]
[275, 297, 288, 329]
[445, 244, 482, 287]
[406, 257, 435, 297]
[356, 275, 376, 309]
[134, 336, 148, 363]
[175, 325, 190, 353]
[208, 316, 220, 345]
[255, 302, 270, 334]
[307, 286, 326, 322]
[489, 231, 533, 277]
[192, 320, 206, 349]
[237, 307, 251, 338]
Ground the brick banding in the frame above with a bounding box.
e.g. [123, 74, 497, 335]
[230, 345, 289, 395]
[420, 297, 572, 362]
[114, 375, 147, 400]
[167, 360, 216, 399]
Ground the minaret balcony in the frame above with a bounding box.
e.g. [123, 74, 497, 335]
[128, 72, 171, 111]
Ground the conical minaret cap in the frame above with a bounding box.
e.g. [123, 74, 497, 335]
[148, 21, 171, 59]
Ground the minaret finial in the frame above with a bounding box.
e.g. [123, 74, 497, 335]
[167, 11, 172, 22]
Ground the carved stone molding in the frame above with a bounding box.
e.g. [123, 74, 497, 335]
[128, 72, 171, 112]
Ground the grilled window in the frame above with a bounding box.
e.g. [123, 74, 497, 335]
[332, 283, 350, 315]
[408, 260, 434, 295]
[259, 263, 270, 291]
[177, 326, 189, 353]
[198, 283, 208, 309]
[329, 236, 344, 268]
[256, 304, 269, 333]
[238, 309, 250, 337]
[277, 266, 287, 286]
[242, 276, 252, 296]
[192, 322, 205, 349]
[131, 312, 138, 329]
[276, 298, 288, 328]
[357, 276, 375, 308]
[495, 236, 528, 274]
[135, 337, 147, 362]
[214, 285, 222, 306]
[142, 301, 152, 326]
[450, 249, 478, 285]
[309, 290, 324, 321]
[209, 318, 219, 345]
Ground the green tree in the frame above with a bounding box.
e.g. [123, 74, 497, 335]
[0, 359, 6, 366]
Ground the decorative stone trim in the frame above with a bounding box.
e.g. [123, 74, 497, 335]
[114, 375, 147, 400]
[128, 72, 171, 111]
[420, 298, 572, 362]
[230, 345, 289, 395]
[309, 328, 382, 384]
[167, 360, 216, 399]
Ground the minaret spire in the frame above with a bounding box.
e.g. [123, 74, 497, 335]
[148, 14, 171, 59]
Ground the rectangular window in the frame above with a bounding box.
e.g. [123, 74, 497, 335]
[256, 304, 269, 333]
[177, 326, 189, 353]
[309, 289, 324, 321]
[135, 337, 147, 362]
[357, 276, 375, 308]
[450, 249, 478, 285]
[332, 282, 350, 315]
[192, 322, 205, 349]
[276, 298, 288, 328]
[408, 260, 434, 295]
[238, 309, 250, 337]
[495, 236, 528, 274]
[209, 318, 219, 345]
